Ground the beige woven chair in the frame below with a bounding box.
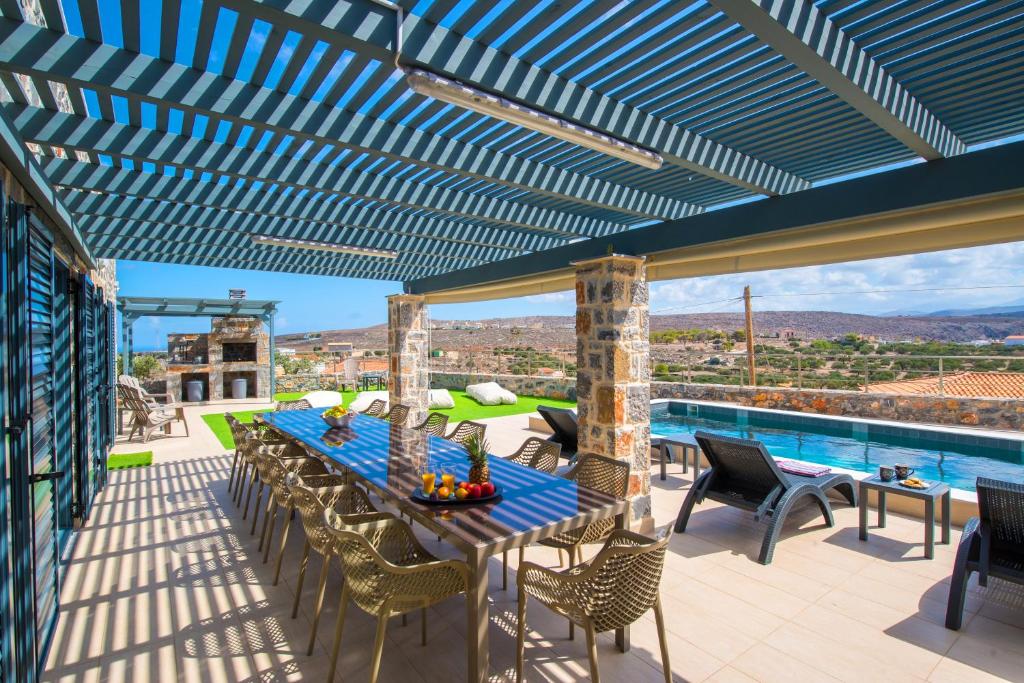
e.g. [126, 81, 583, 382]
[257, 454, 336, 564]
[276, 398, 312, 411]
[445, 420, 487, 446]
[242, 438, 320, 526]
[519, 453, 630, 637]
[118, 374, 172, 406]
[360, 398, 387, 417]
[501, 437, 562, 589]
[383, 403, 410, 426]
[413, 411, 449, 436]
[284, 478, 385, 655]
[324, 514, 470, 682]
[225, 414, 286, 495]
[516, 528, 673, 683]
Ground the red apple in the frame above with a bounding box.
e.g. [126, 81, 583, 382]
[458, 481, 470, 491]
[468, 484, 482, 499]
[480, 482, 495, 497]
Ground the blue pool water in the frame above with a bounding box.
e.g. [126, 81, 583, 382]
[651, 402, 1024, 492]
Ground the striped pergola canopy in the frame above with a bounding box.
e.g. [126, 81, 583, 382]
[0, 0, 1020, 285]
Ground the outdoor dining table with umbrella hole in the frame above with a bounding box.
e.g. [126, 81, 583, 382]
[256, 410, 630, 682]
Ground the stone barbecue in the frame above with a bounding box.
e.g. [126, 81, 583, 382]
[164, 317, 270, 401]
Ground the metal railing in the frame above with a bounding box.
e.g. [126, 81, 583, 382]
[649, 352, 1024, 395]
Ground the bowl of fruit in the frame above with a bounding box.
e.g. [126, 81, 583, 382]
[411, 434, 501, 504]
[321, 405, 356, 428]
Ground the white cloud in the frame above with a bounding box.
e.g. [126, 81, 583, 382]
[650, 242, 1024, 315]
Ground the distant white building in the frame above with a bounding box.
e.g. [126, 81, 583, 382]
[1005, 335, 1024, 347]
[327, 341, 354, 357]
[277, 347, 297, 356]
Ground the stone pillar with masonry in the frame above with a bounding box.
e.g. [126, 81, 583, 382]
[574, 254, 652, 529]
[387, 294, 430, 426]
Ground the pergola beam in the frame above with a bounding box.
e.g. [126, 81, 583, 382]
[47, 161, 557, 253]
[10, 105, 629, 239]
[0, 19, 695, 221]
[709, 0, 965, 160]
[219, 0, 810, 196]
[77, 214, 518, 268]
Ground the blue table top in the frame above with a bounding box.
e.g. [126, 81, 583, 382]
[258, 410, 627, 552]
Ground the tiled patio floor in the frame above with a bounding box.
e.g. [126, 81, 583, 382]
[44, 409, 1024, 682]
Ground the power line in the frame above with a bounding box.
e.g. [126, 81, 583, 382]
[753, 284, 1024, 298]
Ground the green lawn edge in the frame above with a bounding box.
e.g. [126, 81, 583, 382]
[108, 451, 154, 469]
[201, 389, 575, 449]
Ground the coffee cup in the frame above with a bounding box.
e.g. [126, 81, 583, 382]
[894, 464, 915, 480]
[879, 466, 896, 482]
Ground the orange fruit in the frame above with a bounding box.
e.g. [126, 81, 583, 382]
[454, 487, 468, 500]
[437, 486, 451, 499]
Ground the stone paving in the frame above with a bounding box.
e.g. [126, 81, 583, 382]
[44, 408, 1024, 682]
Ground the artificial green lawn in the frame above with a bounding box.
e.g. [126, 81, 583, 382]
[201, 389, 576, 450]
[108, 451, 154, 469]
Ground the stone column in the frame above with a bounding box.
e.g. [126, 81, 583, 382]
[387, 294, 430, 425]
[574, 255, 652, 529]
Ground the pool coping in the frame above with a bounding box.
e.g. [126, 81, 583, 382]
[650, 397, 989, 504]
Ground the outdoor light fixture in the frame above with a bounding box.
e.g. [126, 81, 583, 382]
[250, 235, 399, 259]
[403, 68, 664, 170]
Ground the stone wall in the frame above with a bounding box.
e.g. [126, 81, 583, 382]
[651, 382, 1024, 431]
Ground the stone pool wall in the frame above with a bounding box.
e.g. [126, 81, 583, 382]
[651, 383, 1024, 431]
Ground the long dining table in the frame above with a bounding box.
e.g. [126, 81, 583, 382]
[256, 409, 631, 682]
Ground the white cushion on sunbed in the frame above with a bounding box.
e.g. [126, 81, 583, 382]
[347, 390, 389, 412]
[466, 381, 517, 406]
[429, 389, 455, 409]
[300, 390, 344, 408]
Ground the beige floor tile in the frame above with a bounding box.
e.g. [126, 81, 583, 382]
[42, 409, 1023, 683]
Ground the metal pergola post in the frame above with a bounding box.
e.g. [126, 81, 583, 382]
[267, 310, 277, 399]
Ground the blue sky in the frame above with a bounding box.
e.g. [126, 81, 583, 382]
[118, 239, 1024, 350]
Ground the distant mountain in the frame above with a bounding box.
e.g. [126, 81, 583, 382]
[923, 298, 1024, 317]
[276, 310, 1024, 350]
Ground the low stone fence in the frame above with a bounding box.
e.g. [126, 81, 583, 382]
[268, 372, 1022, 431]
[651, 382, 1024, 431]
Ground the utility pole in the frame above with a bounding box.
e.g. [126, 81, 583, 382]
[744, 286, 757, 386]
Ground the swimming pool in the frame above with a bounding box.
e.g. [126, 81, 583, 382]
[651, 401, 1024, 492]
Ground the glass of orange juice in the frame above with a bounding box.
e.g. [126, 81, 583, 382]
[421, 470, 436, 495]
[441, 470, 456, 492]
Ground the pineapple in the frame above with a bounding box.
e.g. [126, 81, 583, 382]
[464, 433, 491, 484]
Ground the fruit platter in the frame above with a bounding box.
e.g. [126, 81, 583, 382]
[321, 405, 356, 428]
[411, 433, 500, 505]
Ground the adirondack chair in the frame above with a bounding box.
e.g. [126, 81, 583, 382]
[119, 384, 187, 443]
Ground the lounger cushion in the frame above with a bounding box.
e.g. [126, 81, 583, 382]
[466, 381, 516, 405]
[347, 390, 389, 412]
[429, 389, 456, 409]
[301, 390, 345, 408]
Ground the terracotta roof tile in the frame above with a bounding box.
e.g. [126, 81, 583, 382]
[866, 372, 1024, 398]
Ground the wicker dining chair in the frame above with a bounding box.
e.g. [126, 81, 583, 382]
[501, 438, 562, 589]
[360, 398, 388, 417]
[258, 454, 340, 564]
[383, 403, 410, 426]
[445, 420, 487, 446]
[284, 478, 385, 655]
[518, 453, 630, 637]
[243, 438, 322, 528]
[277, 398, 312, 411]
[413, 412, 449, 436]
[323, 513, 470, 682]
[516, 528, 673, 683]
[225, 414, 287, 495]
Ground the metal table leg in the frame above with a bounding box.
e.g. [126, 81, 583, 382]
[941, 491, 951, 545]
[467, 549, 490, 682]
[614, 510, 630, 652]
[858, 487, 869, 541]
[924, 497, 935, 559]
[659, 443, 667, 481]
[878, 491, 887, 528]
